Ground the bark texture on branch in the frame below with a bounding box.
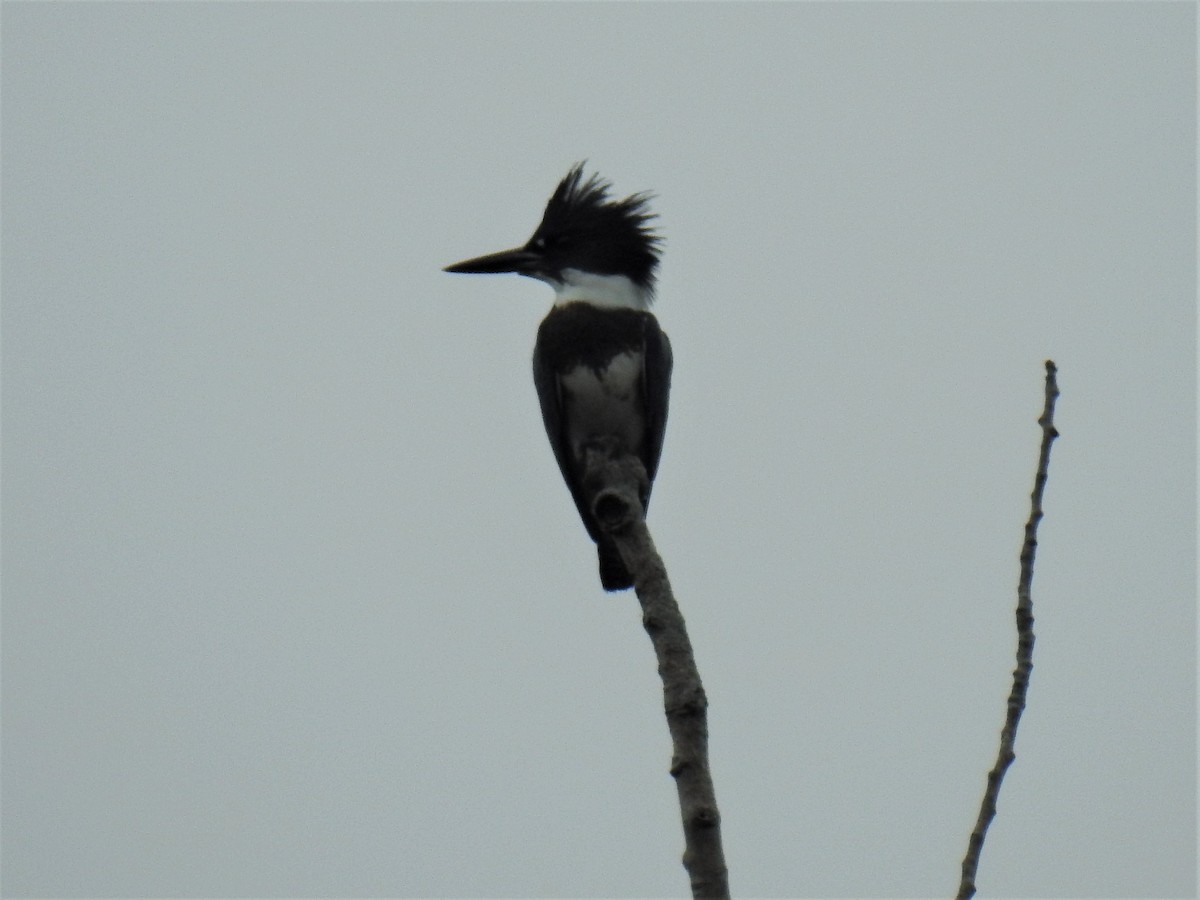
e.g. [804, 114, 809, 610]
[583, 443, 731, 900]
[957, 360, 1060, 900]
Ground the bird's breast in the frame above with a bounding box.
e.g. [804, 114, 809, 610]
[560, 352, 645, 459]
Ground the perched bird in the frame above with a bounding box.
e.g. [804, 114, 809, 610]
[444, 164, 672, 590]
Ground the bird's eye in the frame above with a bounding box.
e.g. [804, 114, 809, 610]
[531, 234, 561, 252]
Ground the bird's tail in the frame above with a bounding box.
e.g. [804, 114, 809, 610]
[597, 541, 633, 591]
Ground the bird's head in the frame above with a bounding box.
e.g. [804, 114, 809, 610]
[444, 164, 662, 308]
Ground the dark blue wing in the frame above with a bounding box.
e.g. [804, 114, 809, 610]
[639, 317, 672, 507]
[532, 335, 605, 546]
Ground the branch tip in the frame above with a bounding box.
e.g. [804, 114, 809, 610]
[581, 446, 730, 898]
[956, 361, 1060, 900]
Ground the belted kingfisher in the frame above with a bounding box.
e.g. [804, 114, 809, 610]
[444, 165, 672, 591]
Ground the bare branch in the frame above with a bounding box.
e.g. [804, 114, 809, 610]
[957, 360, 1060, 900]
[584, 444, 731, 900]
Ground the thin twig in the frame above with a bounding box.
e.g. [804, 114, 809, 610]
[586, 448, 730, 900]
[957, 360, 1060, 900]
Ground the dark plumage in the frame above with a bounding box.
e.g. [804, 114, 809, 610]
[527, 165, 662, 292]
[445, 165, 672, 591]
[533, 303, 672, 589]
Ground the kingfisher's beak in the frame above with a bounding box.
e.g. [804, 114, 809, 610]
[443, 247, 540, 276]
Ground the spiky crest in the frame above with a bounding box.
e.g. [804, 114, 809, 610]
[527, 163, 662, 292]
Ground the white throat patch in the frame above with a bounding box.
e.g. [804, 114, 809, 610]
[546, 268, 652, 311]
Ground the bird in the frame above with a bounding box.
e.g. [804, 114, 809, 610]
[444, 164, 672, 591]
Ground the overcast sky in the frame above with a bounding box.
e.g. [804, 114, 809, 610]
[2, 3, 1195, 898]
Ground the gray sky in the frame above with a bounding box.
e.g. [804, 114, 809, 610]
[2, 3, 1194, 898]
